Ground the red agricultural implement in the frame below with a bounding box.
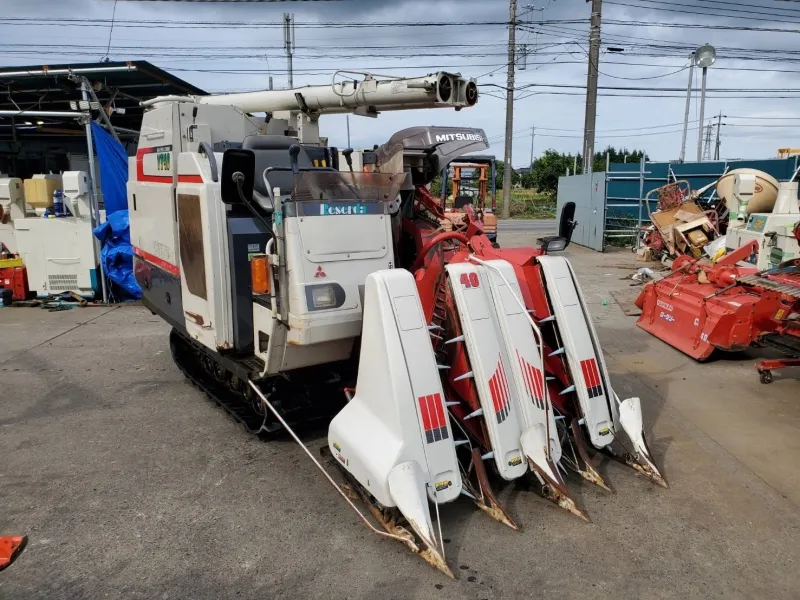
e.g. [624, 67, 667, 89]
[635, 234, 800, 382]
[0, 535, 27, 571]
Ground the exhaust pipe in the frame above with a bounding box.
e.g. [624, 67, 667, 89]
[465, 81, 478, 107]
[437, 75, 453, 103]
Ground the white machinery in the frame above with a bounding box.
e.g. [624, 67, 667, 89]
[723, 169, 800, 270]
[0, 177, 24, 254]
[128, 71, 664, 576]
[6, 171, 101, 296]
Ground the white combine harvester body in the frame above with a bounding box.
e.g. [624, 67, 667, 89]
[128, 70, 665, 577]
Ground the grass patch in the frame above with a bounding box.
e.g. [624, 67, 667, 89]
[494, 189, 557, 219]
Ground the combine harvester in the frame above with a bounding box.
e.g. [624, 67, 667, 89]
[128, 71, 666, 576]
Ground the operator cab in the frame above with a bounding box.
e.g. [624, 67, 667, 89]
[223, 135, 340, 211]
[219, 138, 403, 370]
[217, 136, 341, 357]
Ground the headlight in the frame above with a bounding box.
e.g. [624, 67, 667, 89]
[305, 283, 345, 311]
[311, 285, 337, 309]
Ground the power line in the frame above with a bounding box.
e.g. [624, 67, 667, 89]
[0, 17, 519, 29]
[102, 0, 119, 61]
[605, 0, 800, 24]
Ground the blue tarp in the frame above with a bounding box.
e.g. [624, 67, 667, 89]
[93, 211, 140, 299]
[91, 121, 129, 215]
[91, 122, 141, 299]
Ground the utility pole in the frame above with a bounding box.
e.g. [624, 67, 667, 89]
[714, 111, 723, 160]
[702, 122, 714, 161]
[696, 65, 709, 161]
[582, 0, 602, 174]
[501, 0, 517, 219]
[283, 13, 295, 88]
[679, 52, 695, 163]
[346, 115, 351, 148]
[529, 124, 535, 168]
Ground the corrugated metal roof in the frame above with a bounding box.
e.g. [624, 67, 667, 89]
[0, 60, 207, 140]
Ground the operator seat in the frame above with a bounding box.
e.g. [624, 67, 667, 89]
[242, 135, 314, 212]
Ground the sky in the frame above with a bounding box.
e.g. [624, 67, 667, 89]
[2, 0, 800, 165]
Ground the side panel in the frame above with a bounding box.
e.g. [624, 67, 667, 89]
[537, 255, 615, 448]
[178, 153, 233, 350]
[129, 103, 183, 323]
[481, 260, 561, 462]
[328, 269, 461, 507]
[175, 180, 231, 351]
[445, 262, 527, 481]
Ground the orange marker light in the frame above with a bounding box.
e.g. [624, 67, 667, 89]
[251, 255, 270, 294]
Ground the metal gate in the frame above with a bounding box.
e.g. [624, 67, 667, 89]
[556, 172, 605, 251]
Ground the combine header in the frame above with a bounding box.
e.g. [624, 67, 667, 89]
[128, 71, 666, 576]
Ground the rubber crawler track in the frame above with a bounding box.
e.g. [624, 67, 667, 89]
[169, 328, 351, 437]
[169, 328, 281, 435]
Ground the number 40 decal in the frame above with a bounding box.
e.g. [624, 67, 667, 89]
[460, 272, 480, 288]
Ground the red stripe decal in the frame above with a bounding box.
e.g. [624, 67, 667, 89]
[179, 174, 204, 183]
[418, 395, 433, 432]
[532, 366, 542, 408]
[587, 358, 600, 387]
[518, 352, 531, 397]
[133, 246, 180, 277]
[497, 367, 505, 412]
[523, 358, 532, 398]
[495, 364, 505, 412]
[426, 394, 440, 430]
[503, 363, 511, 411]
[591, 360, 602, 395]
[433, 393, 446, 433]
[529, 363, 539, 405]
[500, 365, 511, 414]
[580, 359, 591, 390]
[489, 374, 499, 413]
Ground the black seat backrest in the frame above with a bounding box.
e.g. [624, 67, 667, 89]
[242, 135, 314, 198]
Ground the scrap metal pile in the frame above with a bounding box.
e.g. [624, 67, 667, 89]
[640, 180, 722, 261]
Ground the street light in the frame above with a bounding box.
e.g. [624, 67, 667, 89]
[695, 44, 716, 162]
[679, 52, 695, 163]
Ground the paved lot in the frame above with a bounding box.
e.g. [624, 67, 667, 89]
[2, 231, 799, 599]
[497, 219, 557, 235]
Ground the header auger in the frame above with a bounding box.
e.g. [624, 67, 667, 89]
[127, 71, 666, 577]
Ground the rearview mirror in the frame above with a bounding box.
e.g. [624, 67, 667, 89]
[220, 148, 255, 205]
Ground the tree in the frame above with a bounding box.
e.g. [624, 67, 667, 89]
[591, 146, 649, 172]
[530, 149, 577, 195]
[495, 161, 521, 189]
[429, 174, 452, 198]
